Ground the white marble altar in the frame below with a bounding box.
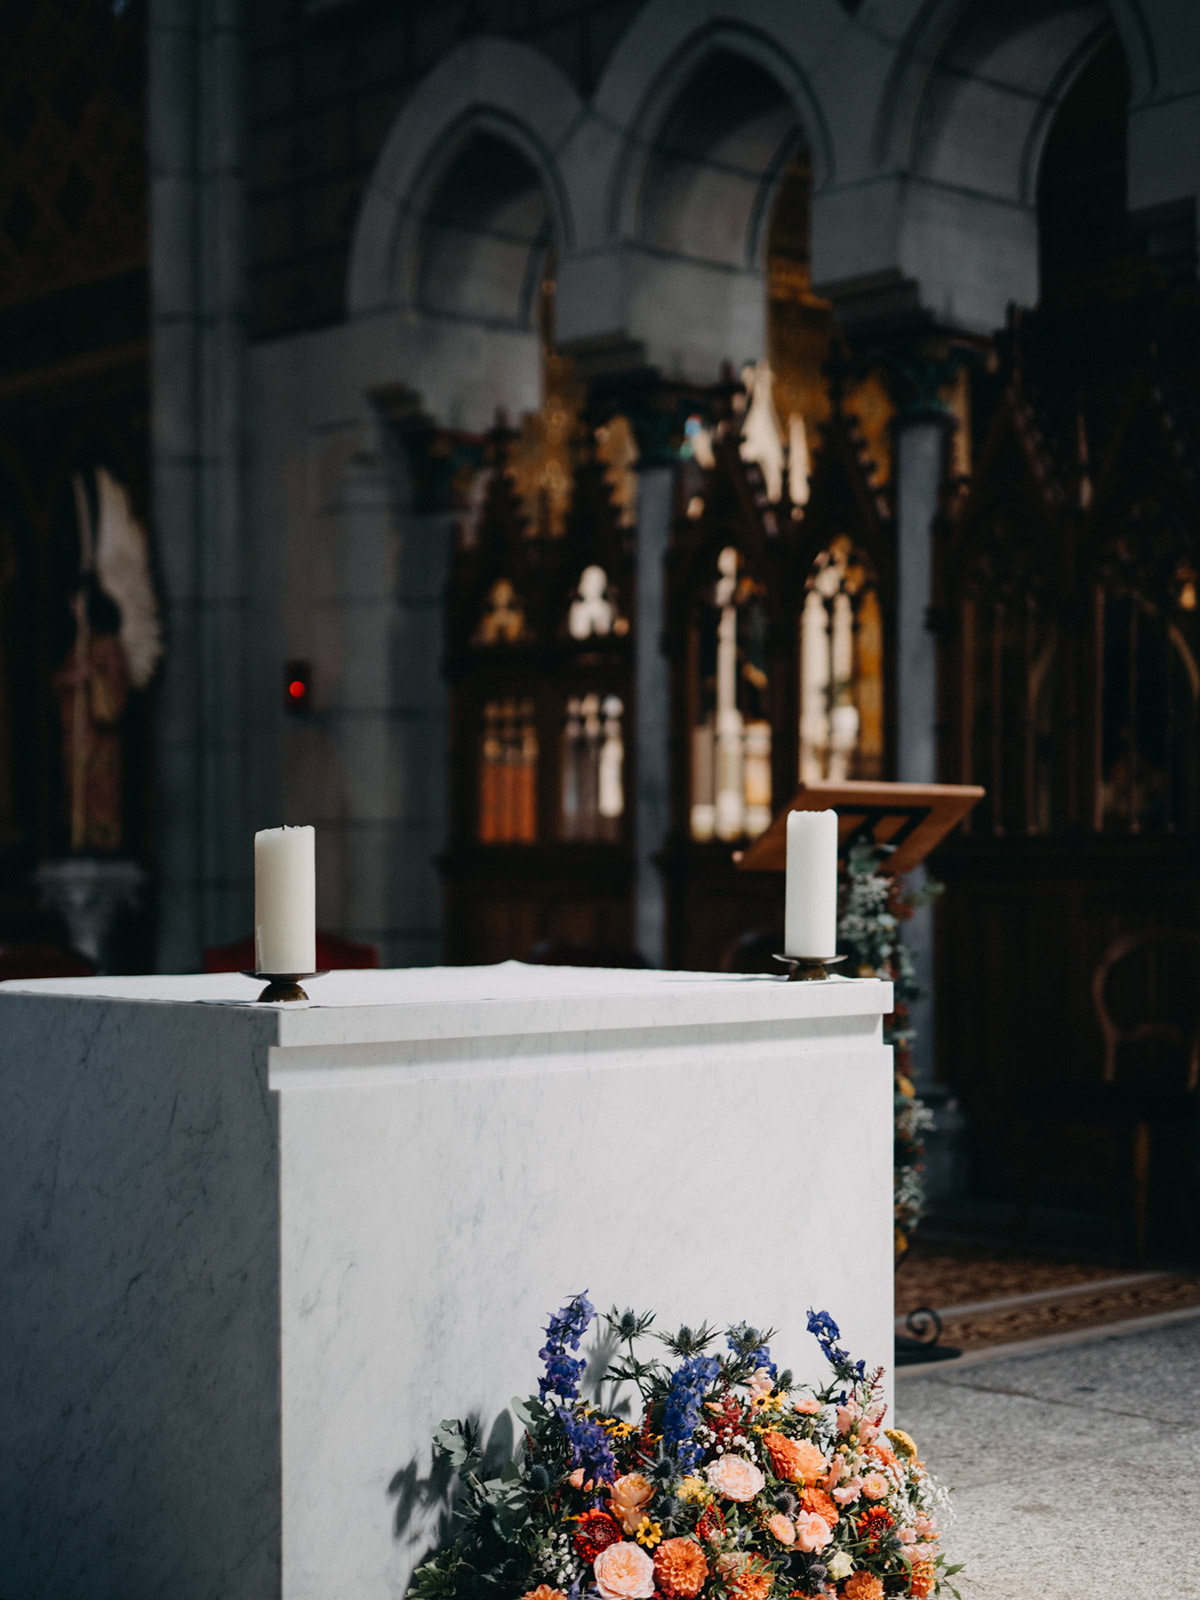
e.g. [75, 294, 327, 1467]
[0, 963, 893, 1600]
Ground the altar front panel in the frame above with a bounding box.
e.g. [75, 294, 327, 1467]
[270, 971, 893, 1600]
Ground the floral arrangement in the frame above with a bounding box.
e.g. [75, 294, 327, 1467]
[837, 842, 941, 1260]
[407, 1296, 959, 1600]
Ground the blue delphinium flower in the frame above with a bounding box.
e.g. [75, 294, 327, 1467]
[806, 1308, 866, 1380]
[662, 1353, 720, 1469]
[559, 1406, 616, 1483]
[727, 1322, 777, 1379]
[539, 1293, 595, 1403]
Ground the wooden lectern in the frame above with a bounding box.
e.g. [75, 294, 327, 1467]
[736, 780, 985, 876]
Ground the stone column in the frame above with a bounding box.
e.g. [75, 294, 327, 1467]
[893, 408, 951, 1084]
[633, 463, 674, 967]
[149, 0, 250, 969]
[324, 449, 450, 966]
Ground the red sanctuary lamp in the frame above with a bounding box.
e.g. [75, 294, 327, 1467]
[283, 659, 311, 715]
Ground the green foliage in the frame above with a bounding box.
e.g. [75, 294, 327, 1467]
[837, 840, 943, 1258]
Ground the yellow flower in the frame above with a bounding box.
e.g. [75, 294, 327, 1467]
[677, 1476, 711, 1505]
[604, 1420, 639, 1440]
[896, 1075, 915, 1098]
[884, 1428, 918, 1460]
[635, 1518, 663, 1549]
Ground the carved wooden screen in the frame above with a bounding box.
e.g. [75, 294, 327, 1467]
[1088, 380, 1200, 834]
[442, 405, 638, 964]
[944, 388, 1070, 835]
[936, 314, 1200, 1236]
[665, 396, 893, 968]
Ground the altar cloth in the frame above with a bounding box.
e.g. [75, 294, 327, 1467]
[1, 963, 893, 1600]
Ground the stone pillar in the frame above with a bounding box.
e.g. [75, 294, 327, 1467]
[323, 450, 450, 966]
[893, 410, 950, 1084]
[149, 0, 250, 969]
[633, 463, 674, 967]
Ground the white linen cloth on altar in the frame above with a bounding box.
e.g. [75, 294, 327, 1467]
[0, 962, 893, 1600]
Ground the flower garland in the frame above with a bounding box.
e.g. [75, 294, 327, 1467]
[407, 1296, 961, 1600]
[837, 842, 941, 1261]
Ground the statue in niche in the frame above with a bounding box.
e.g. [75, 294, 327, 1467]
[568, 565, 627, 640]
[53, 576, 130, 852]
[474, 578, 531, 645]
[52, 467, 163, 853]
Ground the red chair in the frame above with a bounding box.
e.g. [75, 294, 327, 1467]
[203, 930, 380, 973]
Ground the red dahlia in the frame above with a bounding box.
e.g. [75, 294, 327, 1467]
[856, 1506, 895, 1552]
[573, 1509, 623, 1561]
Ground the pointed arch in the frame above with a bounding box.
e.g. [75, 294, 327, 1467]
[347, 37, 582, 318]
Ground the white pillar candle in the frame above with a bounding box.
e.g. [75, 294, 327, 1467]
[254, 826, 316, 974]
[784, 808, 839, 957]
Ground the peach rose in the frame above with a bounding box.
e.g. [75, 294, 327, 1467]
[843, 1573, 884, 1600]
[594, 1541, 656, 1600]
[763, 1432, 826, 1485]
[832, 1476, 864, 1506]
[793, 1396, 820, 1415]
[767, 1512, 796, 1544]
[862, 1473, 890, 1501]
[793, 1510, 833, 1553]
[610, 1473, 655, 1534]
[653, 1537, 709, 1599]
[704, 1455, 765, 1502]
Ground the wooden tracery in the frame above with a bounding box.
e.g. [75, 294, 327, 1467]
[943, 346, 1200, 841]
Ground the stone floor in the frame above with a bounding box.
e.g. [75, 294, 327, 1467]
[895, 1314, 1200, 1599]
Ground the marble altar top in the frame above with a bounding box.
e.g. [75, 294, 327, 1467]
[0, 961, 892, 1046]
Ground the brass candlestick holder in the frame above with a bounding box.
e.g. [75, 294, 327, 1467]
[772, 953, 847, 982]
[240, 970, 329, 1003]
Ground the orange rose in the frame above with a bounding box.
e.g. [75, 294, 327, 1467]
[522, 1588, 568, 1600]
[843, 1574, 884, 1600]
[594, 1542, 656, 1600]
[653, 1537, 709, 1598]
[609, 1473, 655, 1534]
[763, 1432, 827, 1485]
